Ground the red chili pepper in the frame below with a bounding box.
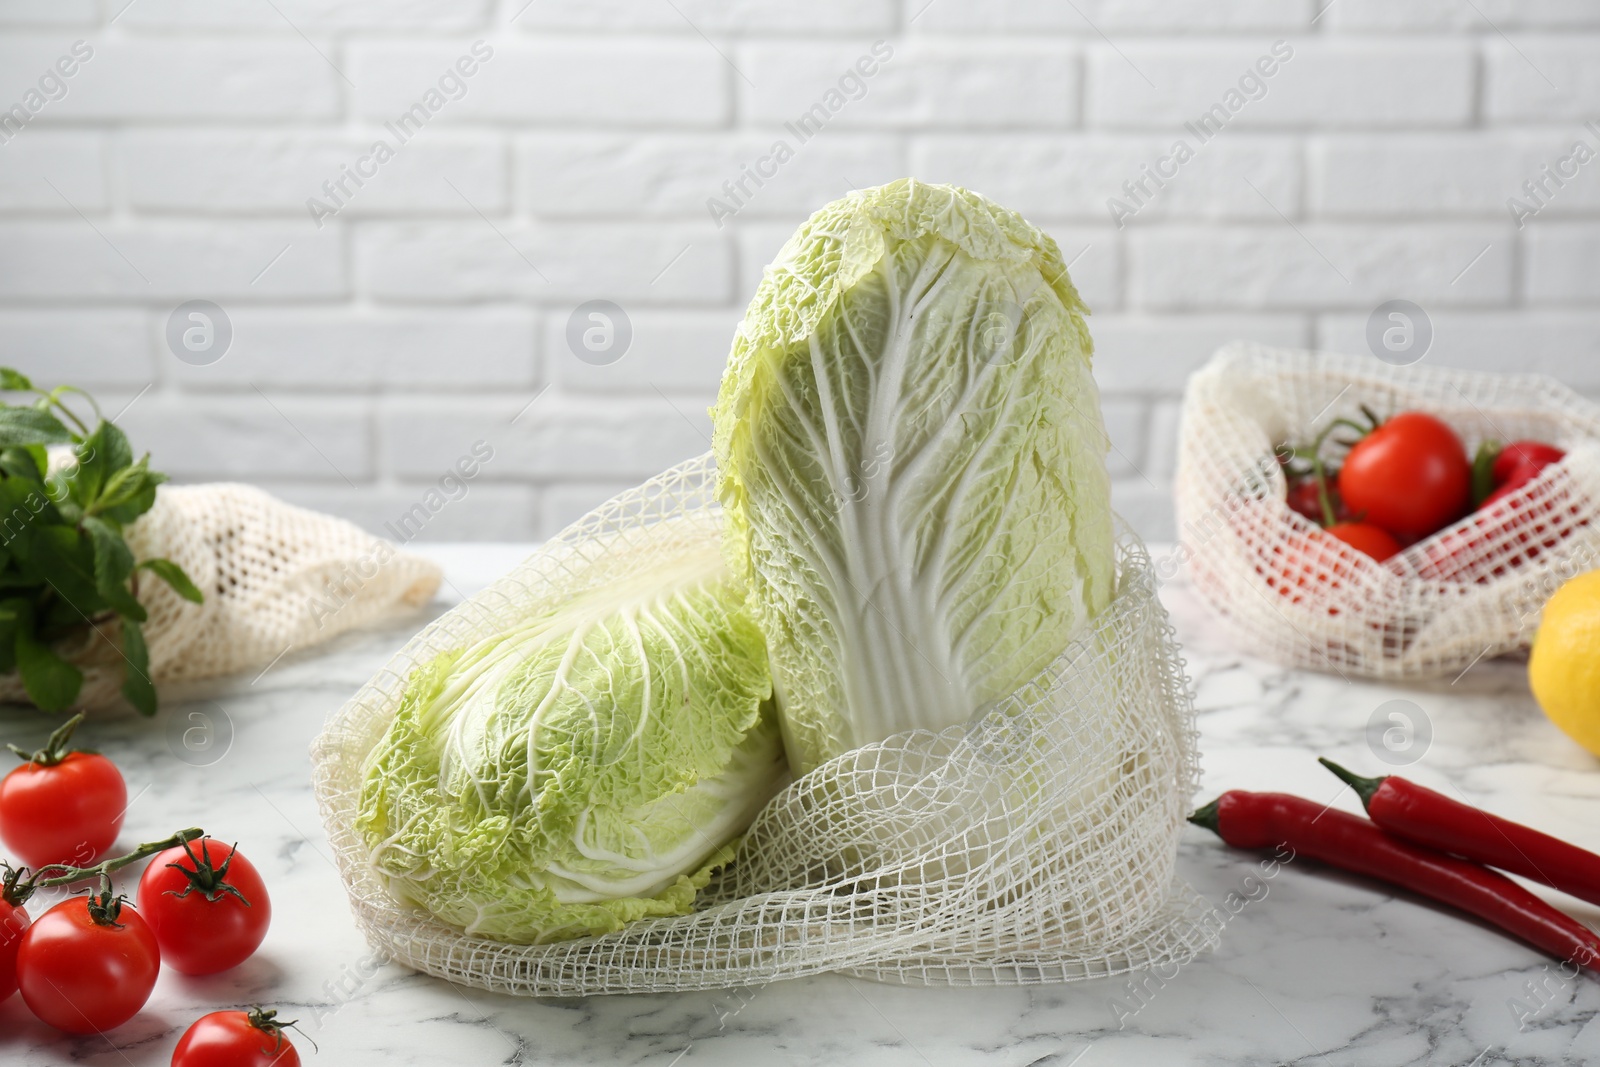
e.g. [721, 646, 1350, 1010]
[1320, 758, 1600, 909]
[1478, 440, 1567, 510]
[1190, 790, 1600, 971]
[1492, 441, 1566, 485]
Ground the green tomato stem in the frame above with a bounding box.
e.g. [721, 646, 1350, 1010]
[7, 711, 88, 767]
[247, 1007, 315, 1054]
[30, 827, 206, 890]
[1303, 417, 1369, 529]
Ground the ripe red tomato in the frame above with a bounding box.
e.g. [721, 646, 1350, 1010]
[1285, 474, 1347, 525]
[0, 741, 126, 869]
[1338, 413, 1470, 543]
[1327, 521, 1403, 562]
[1251, 518, 1352, 610]
[138, 838, 271, 975]
[16, 896, 159, 1034]
[1286, 475, 1321, 523]
[173, 1008, 303, 1067]
[0, 897, 28, 1003]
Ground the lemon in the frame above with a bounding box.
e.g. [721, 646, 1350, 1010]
[1530, 569, 1600, 757]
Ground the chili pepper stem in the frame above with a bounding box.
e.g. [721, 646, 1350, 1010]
[1188, 799, 1221, 833]
[1471, 441, 1503, 508]
[1318, 758, 1386, 808]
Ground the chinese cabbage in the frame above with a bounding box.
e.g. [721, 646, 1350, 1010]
[712, 179, 1115, 773]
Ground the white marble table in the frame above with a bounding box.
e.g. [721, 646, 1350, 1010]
[3, 543, 1599, 1066]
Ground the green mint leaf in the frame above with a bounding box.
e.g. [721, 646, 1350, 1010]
[16, 624, 83, 712]
[0, 598, 21, 675]
[0, 407, 72, 448]
[22, 444, 47, 480]
[92, 456, 162, 519]
[0, 446, 47, 485]
[81, 422, 131, 479]
[68, 424, 110, 506]
[139, 558, 203, 604]
[0, 369, 34, 392]
[22, 527, 103, 620]
[69, 423, 135, 511]
[82, 516, 145, 623]
[95, 421, 133, 473]
[119, 617, 155, 717]
[99, 484, 160, 526]
[0, 479, 45, 561]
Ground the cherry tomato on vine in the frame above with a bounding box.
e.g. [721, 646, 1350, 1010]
[1286, 475, 1331, 524]
[0, 895, 28, 1003]
[138, 837, 271, 975]
[0, 714, 126, 869]
[1338, 412, 1470, 543]
[1326, 521, 1404, 563]
[1245, 504, 1356, 612]
[16, 893, 159, 1033]
[172, 1007, 305, 1067]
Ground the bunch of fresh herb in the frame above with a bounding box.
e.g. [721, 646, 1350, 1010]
[0, 368, 201, 715]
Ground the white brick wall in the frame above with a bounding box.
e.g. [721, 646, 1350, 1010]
[0, 1, 1595, 544]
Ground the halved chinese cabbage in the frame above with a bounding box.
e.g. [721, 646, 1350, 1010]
[713, 179, 1115, 773]
[355, 541, 784, 943]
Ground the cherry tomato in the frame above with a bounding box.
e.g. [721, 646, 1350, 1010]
[1327, 521, 1404, 562]
[1338, 412, 1470, 543]
[172, 1008, 304, 1067]
[1285, 474, 1345, 525]
[0, 716, 126, 869]
[1250, 515, 1353, 611]
[0, 897, 28, 1003]
[138, 838, 271, 976]
[17, 895, 159, 1034]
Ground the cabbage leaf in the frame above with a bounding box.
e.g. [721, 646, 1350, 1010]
[355, 543, 784, 943]
[712, 179, 1115, 773]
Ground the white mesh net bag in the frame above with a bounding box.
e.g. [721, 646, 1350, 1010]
[311, 453, 1217, 994]
[2, 483, 443, 710]
[1176, 343, 1600, 680]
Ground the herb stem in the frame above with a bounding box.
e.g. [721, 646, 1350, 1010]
[37, 392, 92, 436]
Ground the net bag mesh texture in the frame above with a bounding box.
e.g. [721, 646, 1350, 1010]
[2, 483, 443, 709]
[1176, 343, 1600, 681]
[312, 452, 1217, 994]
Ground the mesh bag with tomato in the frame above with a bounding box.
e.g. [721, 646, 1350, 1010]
[1175, 344, 1600, 679]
